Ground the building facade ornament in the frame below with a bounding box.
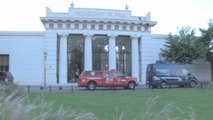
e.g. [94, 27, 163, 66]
[71, 1, 75, 8]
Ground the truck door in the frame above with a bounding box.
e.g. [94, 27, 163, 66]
[105, 71, 114, 86]
[114, 71, 126, 86]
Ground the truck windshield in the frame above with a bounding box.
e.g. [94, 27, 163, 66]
[115, 71, 125, 77]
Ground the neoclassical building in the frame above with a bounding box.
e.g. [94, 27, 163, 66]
[0, 4, 211, 85]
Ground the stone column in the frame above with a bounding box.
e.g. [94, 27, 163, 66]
[131, 36, 139, 82]
[84, 34, 93, 70]
[108, 35, 116, 70]
[59, 34, 68, 84]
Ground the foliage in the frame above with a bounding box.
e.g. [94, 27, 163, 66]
[199, 25, 213, 62]
[161, 27, 204, 64]
[142, 96, 196, 120]
[4, 84, 213, 120]
[0, 84, 98, 120]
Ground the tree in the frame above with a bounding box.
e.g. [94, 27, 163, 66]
[199, 21, 213, 81]
[161, 27, 204, 64]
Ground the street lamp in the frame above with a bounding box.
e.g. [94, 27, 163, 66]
[44, 52, 48, 87]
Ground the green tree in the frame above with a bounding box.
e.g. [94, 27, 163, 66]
[199, 21, 213, 81]
[161, 27, 204, 64]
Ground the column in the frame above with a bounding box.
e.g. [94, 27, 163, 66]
[59, 34, 68, 84]
[84, 34, 93, 70]
[131, 36, 139, 82]
[108, 35, 116, 70]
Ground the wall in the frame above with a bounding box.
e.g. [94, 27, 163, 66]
[0, 32, 45, 85]
[44, 31, 58, 85]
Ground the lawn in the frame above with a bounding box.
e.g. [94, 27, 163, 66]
[28, 89, 213, 120]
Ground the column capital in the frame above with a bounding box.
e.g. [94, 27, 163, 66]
[59, 33, 68, 39]
[83, 33, 93, 38]
[131, 35, 139, 39]
[108, 34, 117, 39]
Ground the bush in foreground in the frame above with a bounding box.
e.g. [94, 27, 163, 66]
[0, 84, 98, 120]
[0, 84, 196, 120]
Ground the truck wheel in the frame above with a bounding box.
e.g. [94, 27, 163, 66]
[161, 81, 167, 89]
[190, 81, 196, 88]
[128, 82, 136, 89]
[87, 82, 96, 90]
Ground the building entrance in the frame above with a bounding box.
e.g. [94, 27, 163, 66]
[92, 35, 109, 70]
[67, 35, 84, 83]
[116, 36, 132, 76]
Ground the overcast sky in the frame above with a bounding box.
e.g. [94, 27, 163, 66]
[0, 0, 212, 35]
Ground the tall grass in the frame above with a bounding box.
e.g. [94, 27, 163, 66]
[141, 96, 196, 120]
[0, 84, 98, 120]
[0, 84, 196, 120]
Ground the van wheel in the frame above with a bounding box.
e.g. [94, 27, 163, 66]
[161, 81, 167, 89]
[87, 82, 96, 90]
[190, 81, 196, 88]
[128, 82, 136, 89]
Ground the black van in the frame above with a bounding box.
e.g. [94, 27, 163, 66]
[146, 63, 198, 88]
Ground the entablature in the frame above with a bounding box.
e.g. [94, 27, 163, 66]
[40, 6, 157, 33]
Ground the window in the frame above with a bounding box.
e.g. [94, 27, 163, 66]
[49, 23, 54, 29]
[137, 26, 141, 31]
[74, 24, 79, 29]
[115, 71, 124, 78]
[83, 23, 87, 29]
[145, 26, 149, 31]
[66, 23, 70, 29]
[107, 24, 111, 30]
[82, 71, 103, 77]
[115, 25, 119, 30]
[130, 26, 134, 31]
[99, 24, 103, 30]
[155, 69, 170, 76]
[58, 23, 62, 28]
[0, 54, 9, 71]
[91, 24, 95, 29]
[122, 25, 126, 30]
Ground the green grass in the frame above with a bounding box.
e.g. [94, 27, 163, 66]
[28, 89, 213, 120]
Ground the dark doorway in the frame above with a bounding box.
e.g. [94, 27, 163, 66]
[92, 35, 109, 70]
[0, 54, 9, 71]
[116, 36, 132, 76]
[67, 35, 84, 83]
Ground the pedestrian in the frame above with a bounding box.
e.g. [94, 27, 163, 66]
[75, 69, 79, 82]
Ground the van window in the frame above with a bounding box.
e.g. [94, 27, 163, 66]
[155, 69, 170, 76]
[182, 69, 190, 75]
[154, 65, 189, 76]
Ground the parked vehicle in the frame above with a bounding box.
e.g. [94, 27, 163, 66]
[78, 70, 137, 90]
[0, 71, 14, 84]
[146, 63, 198, 88]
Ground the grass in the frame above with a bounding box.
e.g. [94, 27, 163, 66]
[28, 89, 213, 120]
[1, 84, 213, 120]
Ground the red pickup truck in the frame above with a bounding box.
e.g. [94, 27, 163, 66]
[78, 70, 137, 90]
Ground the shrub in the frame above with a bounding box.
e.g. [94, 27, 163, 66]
[0, 84, 98, 120]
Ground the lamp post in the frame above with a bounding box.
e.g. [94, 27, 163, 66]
[44, 52, 48, 87]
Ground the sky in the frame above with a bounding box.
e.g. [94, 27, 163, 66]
[0, 0, 212, 35]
